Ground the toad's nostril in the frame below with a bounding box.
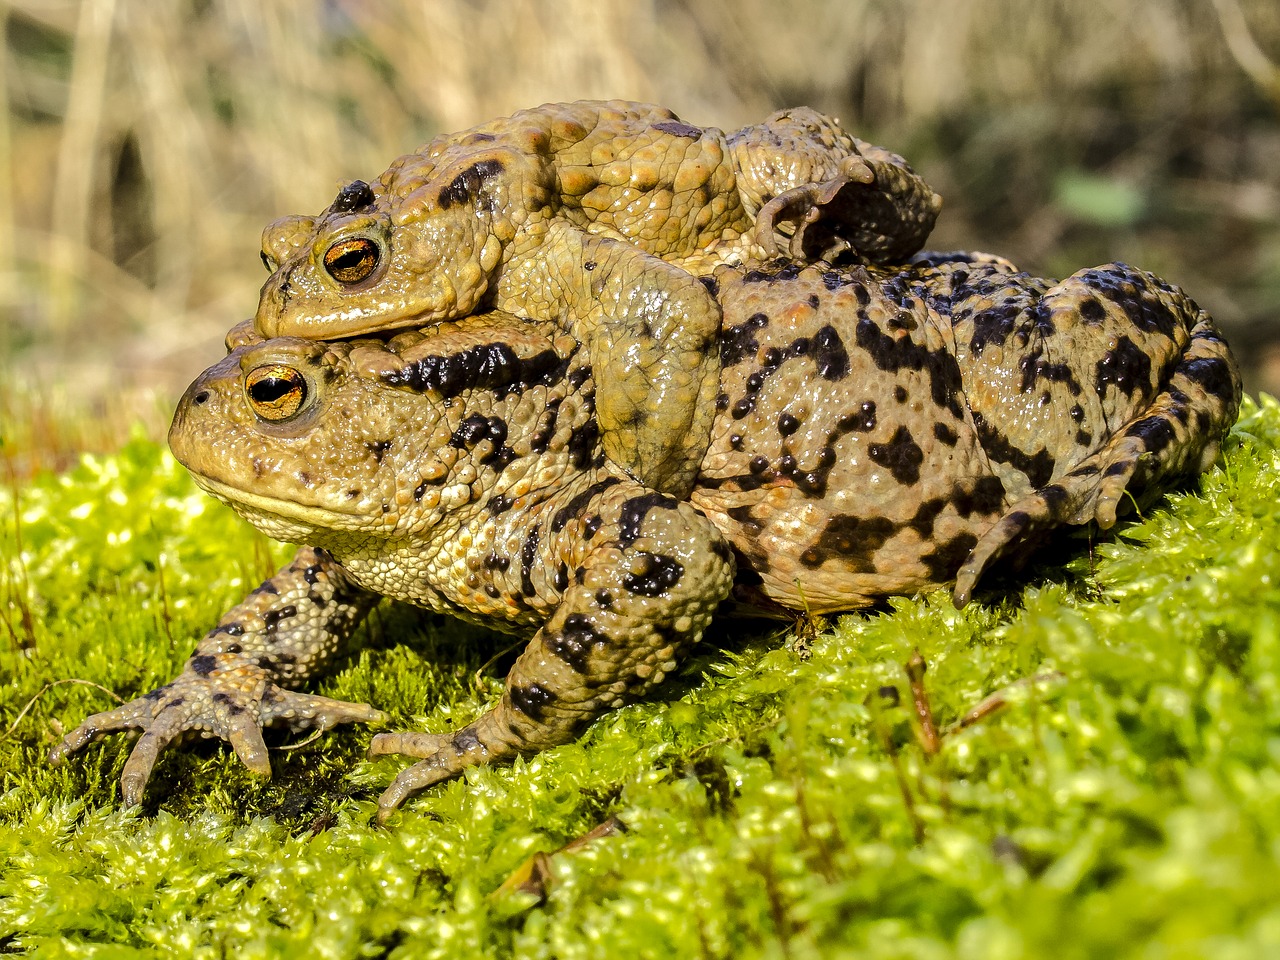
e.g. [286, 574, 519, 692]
[193, 391, 210, 405]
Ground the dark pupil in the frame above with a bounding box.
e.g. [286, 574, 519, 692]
[332, 248, 369, 271]
[250, 376, 298, 404]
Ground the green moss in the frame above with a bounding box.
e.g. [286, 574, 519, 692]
[3, 400, 1280, 958]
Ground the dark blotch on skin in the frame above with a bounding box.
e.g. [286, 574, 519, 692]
[261, 605, 297, 635]
[1019, 350, 1083, 396]
[1181, 356, 1235, 399]
[509, 683, 557, 721]
[438, 158, 505, 211]
[520, 530, 540, 597]
[968, 476, 1007, 515]
[385, 342, 570, 399]
[721, 313, 769, 366]
[451, 728, 483, 755]
[1126, 415, 1177, 454]
[726, 504, 763, 536]
[908, 498, 947, 538]
[800, 514, 897, 570]
[189, 655, 217, 676]
[547, 614, 603, 673]
[652, 120, 703, 139]
[529, 400, 561, 454]
[211, 692, 245, 716]
[972, 412, 1056, 488]
[1039, 485, 1069, 512]
[837, 401, 877, 434]
[1079, 297, 1106, 324]
[812, 325, 851, 381]
[1088, 265, 1179, 338]
[450, 414, 494, 448]
[619, 493, 679, 548]
[968, 300, 1023, 355]
[855, 317, 966, 419]
[449, 415, 516, 472]
[622, 552, 685, 597]
[821, 270, 871, 306]
[742, 262, 803, 284]
[566, 420, 601, 470]
[1095, 336, 1153, 399]
[920, 533, 980, 582]
[552, 478, 622, 532]
[868, 425, 924, 485]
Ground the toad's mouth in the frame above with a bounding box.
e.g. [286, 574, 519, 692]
[189, 473, 366, 524]
[259, 294, 436, 341]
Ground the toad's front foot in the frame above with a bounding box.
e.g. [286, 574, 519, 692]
[754, 161, 873, 262]
[51, 671, 385, 806]
[755, 153, 942, 264]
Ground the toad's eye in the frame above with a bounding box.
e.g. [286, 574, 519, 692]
[246, 365, 308, 421]
[323, 237, 379, 285]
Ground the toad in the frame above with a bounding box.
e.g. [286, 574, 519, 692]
[256, 100, 941, 496]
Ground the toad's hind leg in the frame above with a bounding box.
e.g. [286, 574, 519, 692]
[954, 300, 1241, 607]
[370, 485, 735, 821]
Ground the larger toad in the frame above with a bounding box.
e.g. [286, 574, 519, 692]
[53, 255, 1240, 821]
[256, 100, 941, 496]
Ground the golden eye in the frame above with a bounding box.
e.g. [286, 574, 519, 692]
[323, 237, 379, 284]
[246, 365, 308, 421]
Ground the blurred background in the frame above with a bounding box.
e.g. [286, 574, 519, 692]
[2, 0, 1278, 474]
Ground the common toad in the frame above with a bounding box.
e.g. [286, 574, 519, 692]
[256, 100, 941, 496]
[52, 254, 1240, 821]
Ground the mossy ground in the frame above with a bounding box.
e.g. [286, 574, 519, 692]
[2, 398, 1279, 959]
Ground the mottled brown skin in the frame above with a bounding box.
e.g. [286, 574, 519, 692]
[52, 255, 1239, 822]
[255, 100, 940, 497]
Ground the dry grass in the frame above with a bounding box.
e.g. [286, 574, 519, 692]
[2, 0, 1278, 471]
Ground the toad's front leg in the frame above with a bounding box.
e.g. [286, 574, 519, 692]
[51, 546, 383, 806]
[371, 485, 735, 821]
[498, 222, 723, 498]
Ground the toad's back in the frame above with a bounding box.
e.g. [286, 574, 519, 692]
[691, 256, 1240, 612]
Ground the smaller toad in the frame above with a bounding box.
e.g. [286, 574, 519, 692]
[256, 100, 941, 497]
